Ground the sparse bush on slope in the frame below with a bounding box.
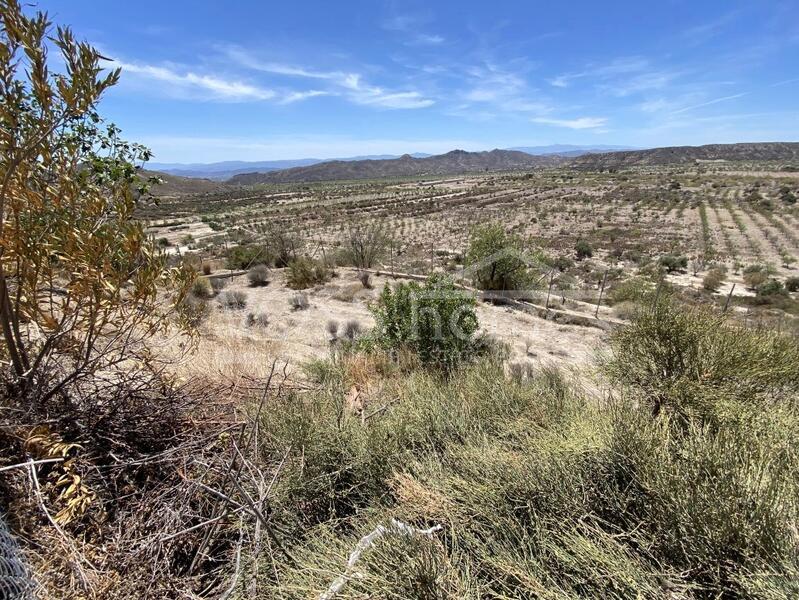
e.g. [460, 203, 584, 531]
[466, 222, 540, 291]
[369, 274, 479, 370]
[286, 256, 331, 289]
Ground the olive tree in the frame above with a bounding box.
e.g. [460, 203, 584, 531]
[0, 1, 193, 400]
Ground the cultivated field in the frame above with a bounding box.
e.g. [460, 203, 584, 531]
[145, 161, 799, 375]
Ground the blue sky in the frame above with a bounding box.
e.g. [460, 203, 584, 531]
[37, 0, 799, 162]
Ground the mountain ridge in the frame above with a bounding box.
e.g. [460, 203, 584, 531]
[227, 149, 564, 184]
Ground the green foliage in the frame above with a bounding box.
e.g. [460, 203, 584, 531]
[258, 343, 799, 598]
[574, 239, 594, 260]
[607, 277, 651, 306]
[286, 257, 332, 290]
[743, 264, 774, 290]
[604, 300, 799, 421]
[191, 276, 214, 299]
[465, 222, 539, 290]
[702, 266, 727, 292]
[658, 254, 688, 273]
[370, 275, 479, 370]
[0, 0, 193, 393]
[756, 278, 786, 298]
[226, 243, 270, 270]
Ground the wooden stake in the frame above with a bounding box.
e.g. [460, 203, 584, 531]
[723, 283, 735, 313]
[595, 270, 608, 318]
[545, 270, 555, 309]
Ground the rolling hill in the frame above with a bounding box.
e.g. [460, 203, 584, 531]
[142, 170, 230, 196]
[228, 149, 566, 184]
[570, 142, 799, 169]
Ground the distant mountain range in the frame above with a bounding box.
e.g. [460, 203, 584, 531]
[147, 145, 639, 180]
[148, 153, 432, 180]
[227, 149, 564, 185]
[508, 144, 640, 157]
[146, 142, 799, 193]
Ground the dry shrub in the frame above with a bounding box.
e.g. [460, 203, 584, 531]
[612, 300, 639, 320]
[332, 283, 362, 303]
[289, 292, 309, 311]
[286, 257, 331, 290]
[247, 264, 270, 287]
[210, 276, 228, 294]
[191, 276, 214, 299]
[358, 271, 373, 289]
[1, 362, 246, 599]
[245, 311, 270, 328]
[217, 290, 248, 310]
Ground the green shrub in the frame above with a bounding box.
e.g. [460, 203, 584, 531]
[604, 300, 799, 420]
[226, 243, 271, 269]
[370, 274, 479, 370]
[465, 222, 539, 290]
[786, 277, 799, 293]
[658, 254, 688, 273]
[575, 239, 593, 260]
[756, 278, 786, 298]
[702, 267, 726, 292]
[607, 277, 651, 306]
[743, 264, 772, 290]
[259, 351, 799, 598]
[286, 257, 332, 290]
[190, 276, 214, 299]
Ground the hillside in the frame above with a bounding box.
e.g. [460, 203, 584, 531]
[228, 149, 565, 184]
[142, 170, 230, 196]
[571, 141, 799, 169]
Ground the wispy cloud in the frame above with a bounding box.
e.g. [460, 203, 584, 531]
[281, 90, 331, 104]
[670, 92, 748, 114]
[381, 13, 445, 46]
[111, 60, 277, 101]
[771, 77, 799, 87]
[549, 56, 650, 88]
[532, 116, 607, 129]
[224, 47, 434, 109]
[682, 10, 742, 46]
[459, 62, 550, 115]
[412, 33, 445, 45]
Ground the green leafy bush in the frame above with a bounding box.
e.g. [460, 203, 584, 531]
[286, 257, 332, 290]
[742, 264, 773, 290]
[756, 278, 786, 298]
[465, 222, 539, 290]
[658, 254, 688, 273]
[607, 277, 651, 306]
[370, 274, 479, 370]
[702, 266, 726, 292]
[574, 239, 593, 260]
[226, 243, 271, 269]
[604, 300, 799, 420]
